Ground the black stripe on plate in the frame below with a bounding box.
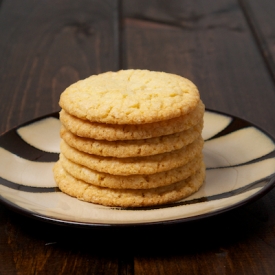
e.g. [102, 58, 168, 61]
[206, 116, 252, 141]
[119, 174, 275, 211]
[0, 114, 59, 162]
[0, 176, 59, 193]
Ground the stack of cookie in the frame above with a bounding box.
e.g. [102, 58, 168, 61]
[53, 70, 205, 207]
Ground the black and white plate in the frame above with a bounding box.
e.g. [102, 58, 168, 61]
[0, 110, 275, 228]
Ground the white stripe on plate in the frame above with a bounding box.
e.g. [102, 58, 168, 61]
[17, 117, 61, 153]
[0, 147, 57, 188]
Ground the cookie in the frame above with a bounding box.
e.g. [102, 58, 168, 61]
[59, 70, 200, 125]
[59, 100, 204, 141]
[59, 153, 203, 189]
[53, 161, 205, 207]
[55, 69, 205, 207]
[60, 121, 203, 158]
[60, 136, 204, 175]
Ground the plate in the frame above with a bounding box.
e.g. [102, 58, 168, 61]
[0, 110, 275, 228]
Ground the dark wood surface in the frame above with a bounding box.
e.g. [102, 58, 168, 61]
[1, 0, 275, 274]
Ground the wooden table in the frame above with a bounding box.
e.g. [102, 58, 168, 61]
[1, 0, 275, 274]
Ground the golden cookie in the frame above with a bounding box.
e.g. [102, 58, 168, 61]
[60, 121, 203, 158]
[53, 161, 205, 207]
[60, 137, 204, 175]
[59, 70, 200, 125]
[59, 100, 204, 141]
[59, 153, 203, 189]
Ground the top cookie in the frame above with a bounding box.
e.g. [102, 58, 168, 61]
[59, 70, 200, 124]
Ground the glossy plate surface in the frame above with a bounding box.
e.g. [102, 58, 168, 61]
[0, 110, 275, 228]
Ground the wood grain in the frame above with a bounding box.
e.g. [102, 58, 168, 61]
[0, 0, 119, 134]
[131, 195, 275, 275]
[122, 0, 275, 137]
[0, 208, 126, 275]
[239, 0, 275, 81]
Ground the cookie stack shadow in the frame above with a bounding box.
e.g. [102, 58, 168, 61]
[53, 70, 206, 207]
